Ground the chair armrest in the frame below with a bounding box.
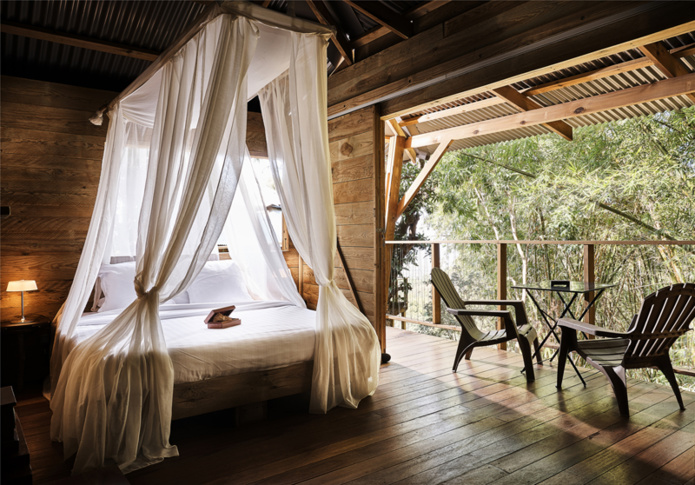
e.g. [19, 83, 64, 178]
[447, 308, 510, 319]
[463, 300, 524, 307]
[448, 308, 518, 336]
[557, 318, 629, 338]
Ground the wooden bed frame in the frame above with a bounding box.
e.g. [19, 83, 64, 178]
[171, 361, 313, 420]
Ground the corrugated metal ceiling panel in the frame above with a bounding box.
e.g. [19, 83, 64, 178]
[410, 32, 695, 156]
[1, 0, 206, 91]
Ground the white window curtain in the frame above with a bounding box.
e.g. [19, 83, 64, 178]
[49, 15, 259, 473]
[259, 33, 380, 413]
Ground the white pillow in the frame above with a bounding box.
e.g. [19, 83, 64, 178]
[96, 262, 190, 312]
[97, 262, 137, 312]
[187, 260, 252, 304]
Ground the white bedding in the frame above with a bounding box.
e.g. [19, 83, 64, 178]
[74, 301, 316, 384]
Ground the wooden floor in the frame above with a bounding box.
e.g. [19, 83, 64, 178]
[14, 327, 695, 484]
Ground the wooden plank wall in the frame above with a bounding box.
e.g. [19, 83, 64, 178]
[283, 106, 385, 344]
[1, 76, 114, 321]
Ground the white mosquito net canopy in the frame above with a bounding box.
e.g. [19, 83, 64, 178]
[50, 4, 380, 474]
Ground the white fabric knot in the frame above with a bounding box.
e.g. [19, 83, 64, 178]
[134, 279, 158, 299]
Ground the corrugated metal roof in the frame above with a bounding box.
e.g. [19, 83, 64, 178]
[1, 0, 206, 91]
[1, 0, 425, 91]
[407, 33, 695, 154]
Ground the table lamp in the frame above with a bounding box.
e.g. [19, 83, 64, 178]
[6, 280, 38, 323]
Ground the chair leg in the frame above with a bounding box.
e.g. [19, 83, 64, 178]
[556, 327, 573, 389]
[453, 337, 475, 372]
[657, 357, 686, 411]
[517, 336, 535, 383]
[533, 337, 542, 365]
[604, 366, 629, 416]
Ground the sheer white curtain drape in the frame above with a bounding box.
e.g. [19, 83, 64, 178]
[259, 33, 380, 413]
[224, 153, 305, 306]
[50, 15, 259, 473]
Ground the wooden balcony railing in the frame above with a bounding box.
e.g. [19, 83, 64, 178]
[385, 239, 695, 377]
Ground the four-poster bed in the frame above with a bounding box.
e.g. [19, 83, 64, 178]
[49, 2, 381, 475]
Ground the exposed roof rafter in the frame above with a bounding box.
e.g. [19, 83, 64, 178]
[523, 58, 654, 96]
[306, 0, 353, 65]
[399, 97, 506, 126]
[492, 85, 573, 141]
[407, 73, 695, 149]
[350, 0, 452, 48]
[343, 0, 413, 40]
[639, 41, 695, 103]
[0, 21, 160, 61]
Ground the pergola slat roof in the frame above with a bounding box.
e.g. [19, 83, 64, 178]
[396, 35, 695, 158]
[383, 29, 695, 224]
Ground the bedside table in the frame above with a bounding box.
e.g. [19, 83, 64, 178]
[1, 317, 51, 391]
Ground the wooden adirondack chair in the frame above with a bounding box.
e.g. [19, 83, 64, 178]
[557, 283, 695, 416]
[431, 267, 541, 382]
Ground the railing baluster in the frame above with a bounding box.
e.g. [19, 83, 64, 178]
[432, 243, 441, 324]
[497, 243, 508, 350]
[583, 244, 596, 330]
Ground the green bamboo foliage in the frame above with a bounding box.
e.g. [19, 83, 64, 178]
[390, 108, 695, 390]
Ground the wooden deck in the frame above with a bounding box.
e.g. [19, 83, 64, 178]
[15, 327, 695, 484]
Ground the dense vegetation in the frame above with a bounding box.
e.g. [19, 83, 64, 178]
[390, 107, 695, 390]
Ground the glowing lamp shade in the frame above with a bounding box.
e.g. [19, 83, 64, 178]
[7, 280, 38, 292]
[7, 280, 38, 323]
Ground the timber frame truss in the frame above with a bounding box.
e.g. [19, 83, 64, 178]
[385, 38, 695, 223]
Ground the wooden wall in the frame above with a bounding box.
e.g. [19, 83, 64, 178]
[283, 106, 385, 347]
[1, 76, 114, 321]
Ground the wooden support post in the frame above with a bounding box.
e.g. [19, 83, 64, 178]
[382, 132, 406, 358]
[497, 243, 507, 350]
[583, 244, 596, 329]
[431, 243, 441, 324]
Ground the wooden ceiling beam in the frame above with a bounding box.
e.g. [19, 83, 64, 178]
[343, 0, 413, 40]
[639, 41, 695, 103]
[399, 97, 506, 126]
[670, 43, 695, 58]
[523, 57, 654, 96]
[306, 0, 353, 65]
[0, 21, 160, 61]
[492, 85, 573, 141]
[336, 3, 695, 120]
[351, 1, 453, 48]
[407, 72, 695, 149]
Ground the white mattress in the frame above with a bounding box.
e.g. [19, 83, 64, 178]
[74, 301, 316, 384]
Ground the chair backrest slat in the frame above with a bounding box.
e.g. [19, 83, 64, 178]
[625, 283, 695, 364]
[431, 268, 481, 338]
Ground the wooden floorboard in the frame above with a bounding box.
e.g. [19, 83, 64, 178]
[12, 327, 695, 484]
